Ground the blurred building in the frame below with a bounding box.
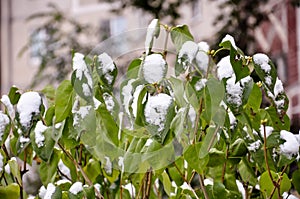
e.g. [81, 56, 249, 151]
[254, 1, 300, 129]
[0, 0, 220, 94]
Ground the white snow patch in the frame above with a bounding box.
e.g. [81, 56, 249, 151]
[217, 56, 233, 80]
[144, 93, 173, 132]
[264, 76, 272, 86]
[122, 79, 135, 116]
[1, 95, 14, 117]
[132, 85, 146, 118]
[69, 182, 83, 195]
[195, 50, 209, 73]
[103, 93, 114, 113]
[0, 112, 9, 141]
[73, 53, 93, 87]
[282, 192, 299, 199]
[39, 183, 56, 199]
[274, 77, 284, 98]
[4, 163, 10, 174]
[93, 97, 102, 110]
[56, 179, 71, 186]
[221, 34, 237, 50]
[123, 183, 136, 198]
[82, 83, 91, 97]
[195, 79, 207, 91]
[145, 138, 153, 147]
[180, 182, 193, 191]
[17, 92, 41, 129]
[198, 41, 210, 52]
[178, 41, 199, 66]
[236, 180, 246, 199]
[228, 111, 237, 128]
[145, 19, 159, 55]
[253, 53, 271, 73]
[280, 130, 300, 159]
[19, 136, 30, 148]
[58, 159, 71, 180]
[142, 54, 167, 83]
[98, 53, 116, 84]
[104, 156, 112, 175]
[248, 140, 262, 152]
[34, 121, 48, 148]
[118, 156, 124, 173]
[72, 105, 92, 126]
[259, 125, 273, 138]
[204, 178, 213, 186]
[226, 76, 243, 107]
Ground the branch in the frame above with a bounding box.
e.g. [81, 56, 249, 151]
[58, 142, 104, 199]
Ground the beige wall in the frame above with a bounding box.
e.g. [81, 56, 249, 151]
[1, 0, 220, 94]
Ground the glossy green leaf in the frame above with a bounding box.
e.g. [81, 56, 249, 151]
[8, 86, 21, 105]
[0, 183, 20, 199]
[161, 171, 172, 196]
[127, 58, 142, 79]
[184, 143, 209, 174]
[55, 80, 74, 123]
[39, 149, 60, 185]
[8, 159, 21, 185]
[170, 25, 194, 51]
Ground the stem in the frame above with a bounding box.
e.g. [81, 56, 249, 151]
[173, 162, 188, 182]
[221, 145, 229, 183]
[263, 124, 275, 184]
[269, 165, 288, 199]
[199, 174, 209, 199]
[58, 142, 104, 199]
[144, 170, 152, 199]
[207, 126, 220, 151]
[162, 25, 170, 58]
[193, 97, 203, 144]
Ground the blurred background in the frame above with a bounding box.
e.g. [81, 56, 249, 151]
[1, 0, 300, 129]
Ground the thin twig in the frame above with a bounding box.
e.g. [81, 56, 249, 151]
[199, 174, 209, 199]
[58, 142, 104, 199]
[269, 165, 288, 199]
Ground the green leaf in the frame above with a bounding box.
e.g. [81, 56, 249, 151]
[45, 105, 55, 126]
[230, 46, 249, 82]
[292, 169, 300, 194]
[39, 149, 60, 185]
[95, 53, 118, 88]
[259, 171, 291, 199]
[83, 160, 101, 183]
[0, 183, 20, 199]
[229, 138, 248, 157]
[168, 77, 187, 107]
[213, 182, 227, 198]
[31, 126, 56, 162]
[161, 171, 172, 196]
[8, 159, 21, 185]
[184, 143, 209, 174]
[200, 126, 218, 158]
[238, 158, 257, 186]
[207, 148, 225, 167]
[127, 58, 142, 79]
[247, 83, 262, 111]
[170, 25, 194, 51]
[8, 86, 21, 105]
[145, 19, 160, 54]
[55, 80, 74, 123]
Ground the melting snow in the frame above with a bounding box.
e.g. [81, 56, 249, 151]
[226, 76, 243, 107]
[142, 54, 167, 83]
[82, 83, 91, 97]
[39, 183, 56, 199]
[103, 93, 115, 113]
[253, 53, 271, 73]
[104, 156, 112, 175]
[221, 34, 237, 50]
[73, 53, 93, 87]
[145, 19, 159, 55]
[178, 41, 199, 66]
[69, 182, 83, 195]
[217, 56, 233, 80]
[1, 95, 14, 117]
[122, 79, 135, 116]
[123, 183, 136, 198]
[274, 77, 284, 98]
[280, 130, 300, 159]
[98, 53, 116, 84]
[0, 112, 9, 141]
[58, 159, 71, 180]
[72, 105, 92, 126]
[144, 93, 173, 132]
[248, 140, 262, 152]
[259, 125, 274, 138]
[17, 92, 41, 129]
[118, 156, 124, 173]
[34, 121, 48, 148]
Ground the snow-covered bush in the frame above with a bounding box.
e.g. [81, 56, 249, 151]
[0, 19, 299, 199]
